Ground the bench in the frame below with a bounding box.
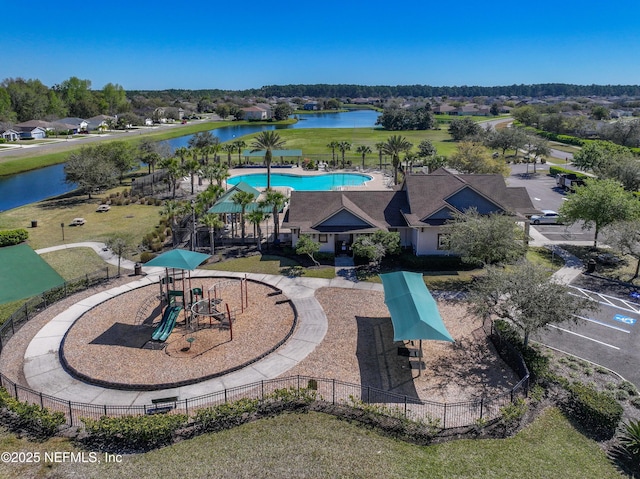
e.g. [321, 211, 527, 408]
[145, 396, 178, 415]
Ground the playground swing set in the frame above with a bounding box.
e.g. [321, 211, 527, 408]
[152, 271, 250, 344]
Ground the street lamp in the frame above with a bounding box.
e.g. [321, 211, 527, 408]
[191, 199, 196, 251]
[60, 222, 65, 241]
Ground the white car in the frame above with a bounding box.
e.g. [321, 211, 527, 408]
[530, 210, 561, 225]
[96, 204, 111, 212]
[70, 217, 86, 226]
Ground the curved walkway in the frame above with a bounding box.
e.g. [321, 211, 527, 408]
[22, 263, 383, 407]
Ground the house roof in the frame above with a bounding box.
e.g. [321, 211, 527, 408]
[284, 170, 538, 234]
[401, 169, 538, 225]
[282, 190, 408, 234]
[15, 120, 51, 129]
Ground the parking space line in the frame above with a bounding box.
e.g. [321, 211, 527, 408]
[548, 325, 620, 350]
[568, 289, 640, 315]
[574, 315, 631, 333]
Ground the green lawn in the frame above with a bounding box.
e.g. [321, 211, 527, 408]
[202, 254, 336, 279]
[0, 408, 623, 479]
[0, 196, 162, 251]
[39, 247, 117, 280]
[227, 127, 458, 163]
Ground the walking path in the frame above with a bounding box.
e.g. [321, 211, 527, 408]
[24, 244, 382, 407]
[24, 232, 586, 408]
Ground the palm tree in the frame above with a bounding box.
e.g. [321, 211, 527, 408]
[262, 190, 287, 241]
[158, 156, 181, 199]
[201, 213, 224, 256]
[250, 131, 286, 190]
[404, 151, 417, 176]
[183, 158, 200, 195]
[327, 141, 339, 167]
[246, 209, 270, 252]
[382, 135, 413, 185]
[175, 146, 189, 166]
[232, 139, 247, 165]
[356, 145, 372, 170]
[375, 142, 386, 171]
[337, 141, 352, 169]
[160, 199, 184, 247]
[221, 143, 235, 167]
[232, 190, 256, 244]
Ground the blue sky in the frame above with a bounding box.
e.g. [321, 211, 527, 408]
[2, 0, 640, 91]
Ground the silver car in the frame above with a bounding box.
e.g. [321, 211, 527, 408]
[531, 210, 561, 225]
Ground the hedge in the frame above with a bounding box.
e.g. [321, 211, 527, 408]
[548, 166, 589, 178]
[566, 382, 623, 439]
[0, 228, 28, 247]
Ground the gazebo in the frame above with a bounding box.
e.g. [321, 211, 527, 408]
[379, 271, 454, 375]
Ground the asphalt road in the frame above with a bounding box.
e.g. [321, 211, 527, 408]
[534, 284, 640, 386]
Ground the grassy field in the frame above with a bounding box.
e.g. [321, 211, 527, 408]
[202, 254, 336, 279]
[0, 196, 162, 251]
[229, 127, 458, 163]
[39, 247, 117, 280]
[0, 408, 624, 478]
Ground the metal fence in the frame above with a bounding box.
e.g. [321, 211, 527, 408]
[0, 272, 530, 431]
[0, 373, 529, 430]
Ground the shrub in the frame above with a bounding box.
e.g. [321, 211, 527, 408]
[618, 420, 640, 471]
[500, 398, 528, 432]
[566, 382, 623, 438]
[0, 228, 29, 247]
[620, 380, 638, 396]
[0, 387, 65, 439]
[82, 413, 188, 451]
[631, 396, 640, 409]
[140, 251, 156, 263]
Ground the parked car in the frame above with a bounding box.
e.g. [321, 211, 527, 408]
[70, 217, 86, 226]
[530, 210, 561, 225]
[96, 204, 111, 212]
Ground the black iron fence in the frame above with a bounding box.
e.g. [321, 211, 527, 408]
[0, 273, 530, 431]
[0, 373, 529, 430]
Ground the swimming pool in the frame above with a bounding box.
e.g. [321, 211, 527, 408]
[227, 172, 372, 191]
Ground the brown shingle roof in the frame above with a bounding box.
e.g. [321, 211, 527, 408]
[282, 190, 408, 234]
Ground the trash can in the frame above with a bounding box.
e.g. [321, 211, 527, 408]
[134, 262, 142, 275]
[31, 220, 38, 228]
[586, 259, 596, 273]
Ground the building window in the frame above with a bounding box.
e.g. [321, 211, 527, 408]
[318, 234, 328, 243]
[437, 233, 450, 250]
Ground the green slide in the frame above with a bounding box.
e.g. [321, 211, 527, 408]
[152, 306, 182, 341]
[158, 306, 182, 342]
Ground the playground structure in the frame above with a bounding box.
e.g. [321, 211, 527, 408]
[153, 271, 251, 345]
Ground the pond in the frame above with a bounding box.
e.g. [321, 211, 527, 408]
[0, 110, 380, 212]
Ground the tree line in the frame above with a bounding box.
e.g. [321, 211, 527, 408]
[128, 83, 640, 103]
[0, 77, 130, 124]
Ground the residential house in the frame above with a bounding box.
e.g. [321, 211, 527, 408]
[241, 106, 271, 121]
[13, 121, 49, 139]
[57, 117, 88, 133]
[432, 104, 457, 115]
[282, 169, 538, 256]
[86, 115, 114, 131]
[1, 129, 20, 141]
[303, 101, 319, 111]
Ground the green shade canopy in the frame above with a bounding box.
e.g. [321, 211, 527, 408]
[0, 244, 65, 304]
[144, 249, 211, 270]
[207, 181, 270, 215]
[379, 271, 454, 343]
